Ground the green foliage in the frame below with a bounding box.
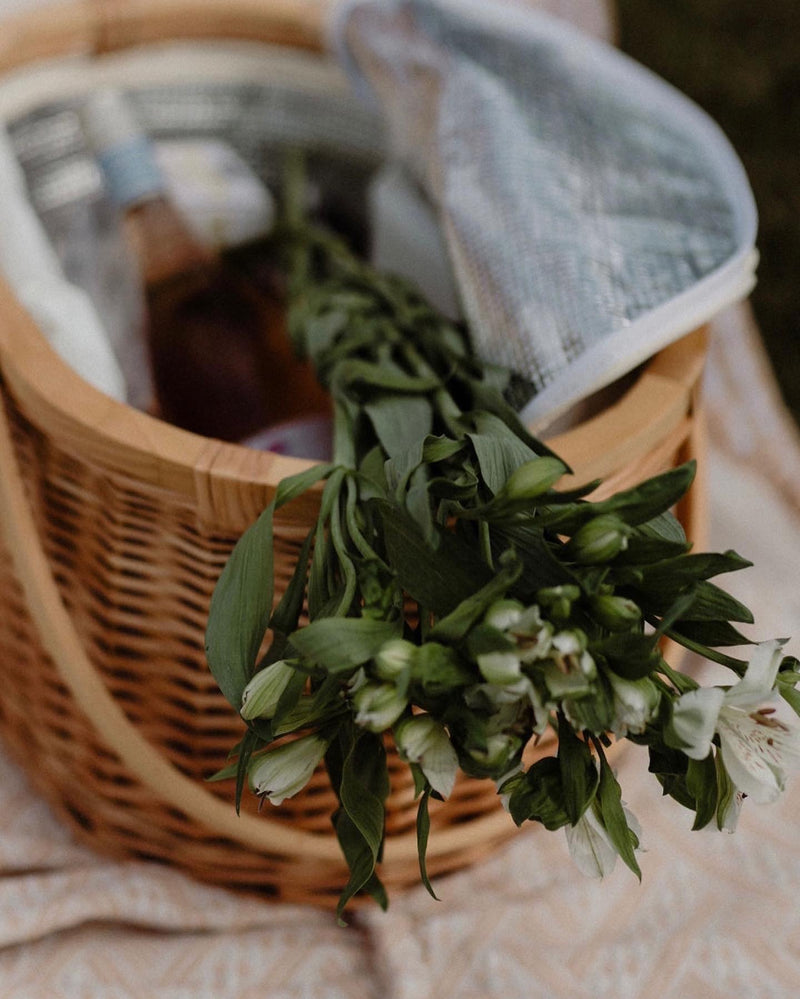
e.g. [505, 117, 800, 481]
[204, 155, 798, 917]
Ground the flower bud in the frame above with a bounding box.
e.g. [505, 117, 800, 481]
[248, 732, 330, 805]
[240, 660, 296, 721]
[591, 594, 642, 631]
[537, 585, 580, 621]
[373, 637, 417, 680]
[483, 599, 524, 632]
[567, 515, 631, 565]
[501, 457, 567, 500]
[468, 733, 520, 771]
[609, 674, 661, 736]
[477, 649, 523, 685]
[353, 682, 407, 733]
[395, 715, 459, 798]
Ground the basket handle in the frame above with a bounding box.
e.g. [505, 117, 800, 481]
[0, 387, 513, 865]
[94, 0, 329, 55]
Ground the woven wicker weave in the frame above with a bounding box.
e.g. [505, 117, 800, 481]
[0, 0, 708, 908]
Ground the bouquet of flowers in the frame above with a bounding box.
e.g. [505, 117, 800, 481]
[206, 161, 800, 921]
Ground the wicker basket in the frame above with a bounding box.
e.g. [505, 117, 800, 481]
[0, 0, 708, 909]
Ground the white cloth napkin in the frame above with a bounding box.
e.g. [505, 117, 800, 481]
[330, 0, 758, 429]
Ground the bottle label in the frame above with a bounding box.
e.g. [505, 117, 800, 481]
[154, 138, 275, 249]
[98, 136, 164, 208]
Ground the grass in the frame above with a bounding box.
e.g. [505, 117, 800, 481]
[616, 0, 800, 426]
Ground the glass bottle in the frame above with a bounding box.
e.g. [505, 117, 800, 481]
[81, 88, 277, 442]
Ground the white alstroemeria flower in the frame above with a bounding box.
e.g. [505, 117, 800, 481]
[671, 641, 800, 804]
[552, 630, 596, 678]
[483, 601, 553, 666]
[353, 682, 407, 733]
[544, 630, 597, 700]
[565, 803, 642, 879]
[609, 674, 661, 737]
[464, 677, 553, 735]
[248, 732, 330, 806]
[515, 616, 554, 665]
[395, 715, 459, 798]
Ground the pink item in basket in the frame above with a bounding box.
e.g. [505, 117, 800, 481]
[243, 413, 334, 461]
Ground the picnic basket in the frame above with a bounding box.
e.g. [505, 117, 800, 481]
[0, 0, 708, 908]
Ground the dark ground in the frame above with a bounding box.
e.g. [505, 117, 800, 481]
[616, 0, 800, 427]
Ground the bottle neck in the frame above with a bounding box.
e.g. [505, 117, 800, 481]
[97, 134, 165, 210]
[123, 196, 211, 288]
[82, 89, 211, 285]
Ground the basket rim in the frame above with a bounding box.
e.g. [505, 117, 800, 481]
[0, 269, 706, 495]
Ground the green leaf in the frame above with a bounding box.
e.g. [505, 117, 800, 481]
[333, 807, 388, 923]
[269, 529, 315, 637]
[490, 522, 576, 594]
[430, 551, 523, 642]
[358, 445, 389, 497]
[365, 394, 433, 460]
[540, 463, 696, 533]
[465, 624, 517, 658]
[673, 581, 755, 625]
[384, 437, 426, 496]
[308, 518, 332, 620]
[206, 463, 334, 709]
[506, 757, 572, 830]
[778, 679, 800, 719]
[206, 503, 277, 709]
[340, 730, 390, 858]
[670, 619, 754, 648]
[331, 358, 440, 395]
[275, 462, 337, 508]
[416, 787, 439, 900]
[648, 743, 694, 810]
[290, 616, 401, 674]
[468, 389, 567, 467]
[596, 750, 641, 879]
[334, 728, 390, 921]
[639, 510, 687, 545]
[374, 500, 492, 617]
[591, 634, 659, 680]
[637, 550, 752, 586]
[686, 752, 718, 830]
[662, 631, 749, 673]
[422, 436, 465, 463]
[468, 427, 537, 495]
[308, 469, 347, 619]
[615, 534, 690, 566]
[715, 751, 737, 831]
[303, 309, 348, 363]
[557, 715, 599, 824]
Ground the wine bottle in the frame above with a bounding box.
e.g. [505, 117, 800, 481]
[80, 89, 279, 442]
